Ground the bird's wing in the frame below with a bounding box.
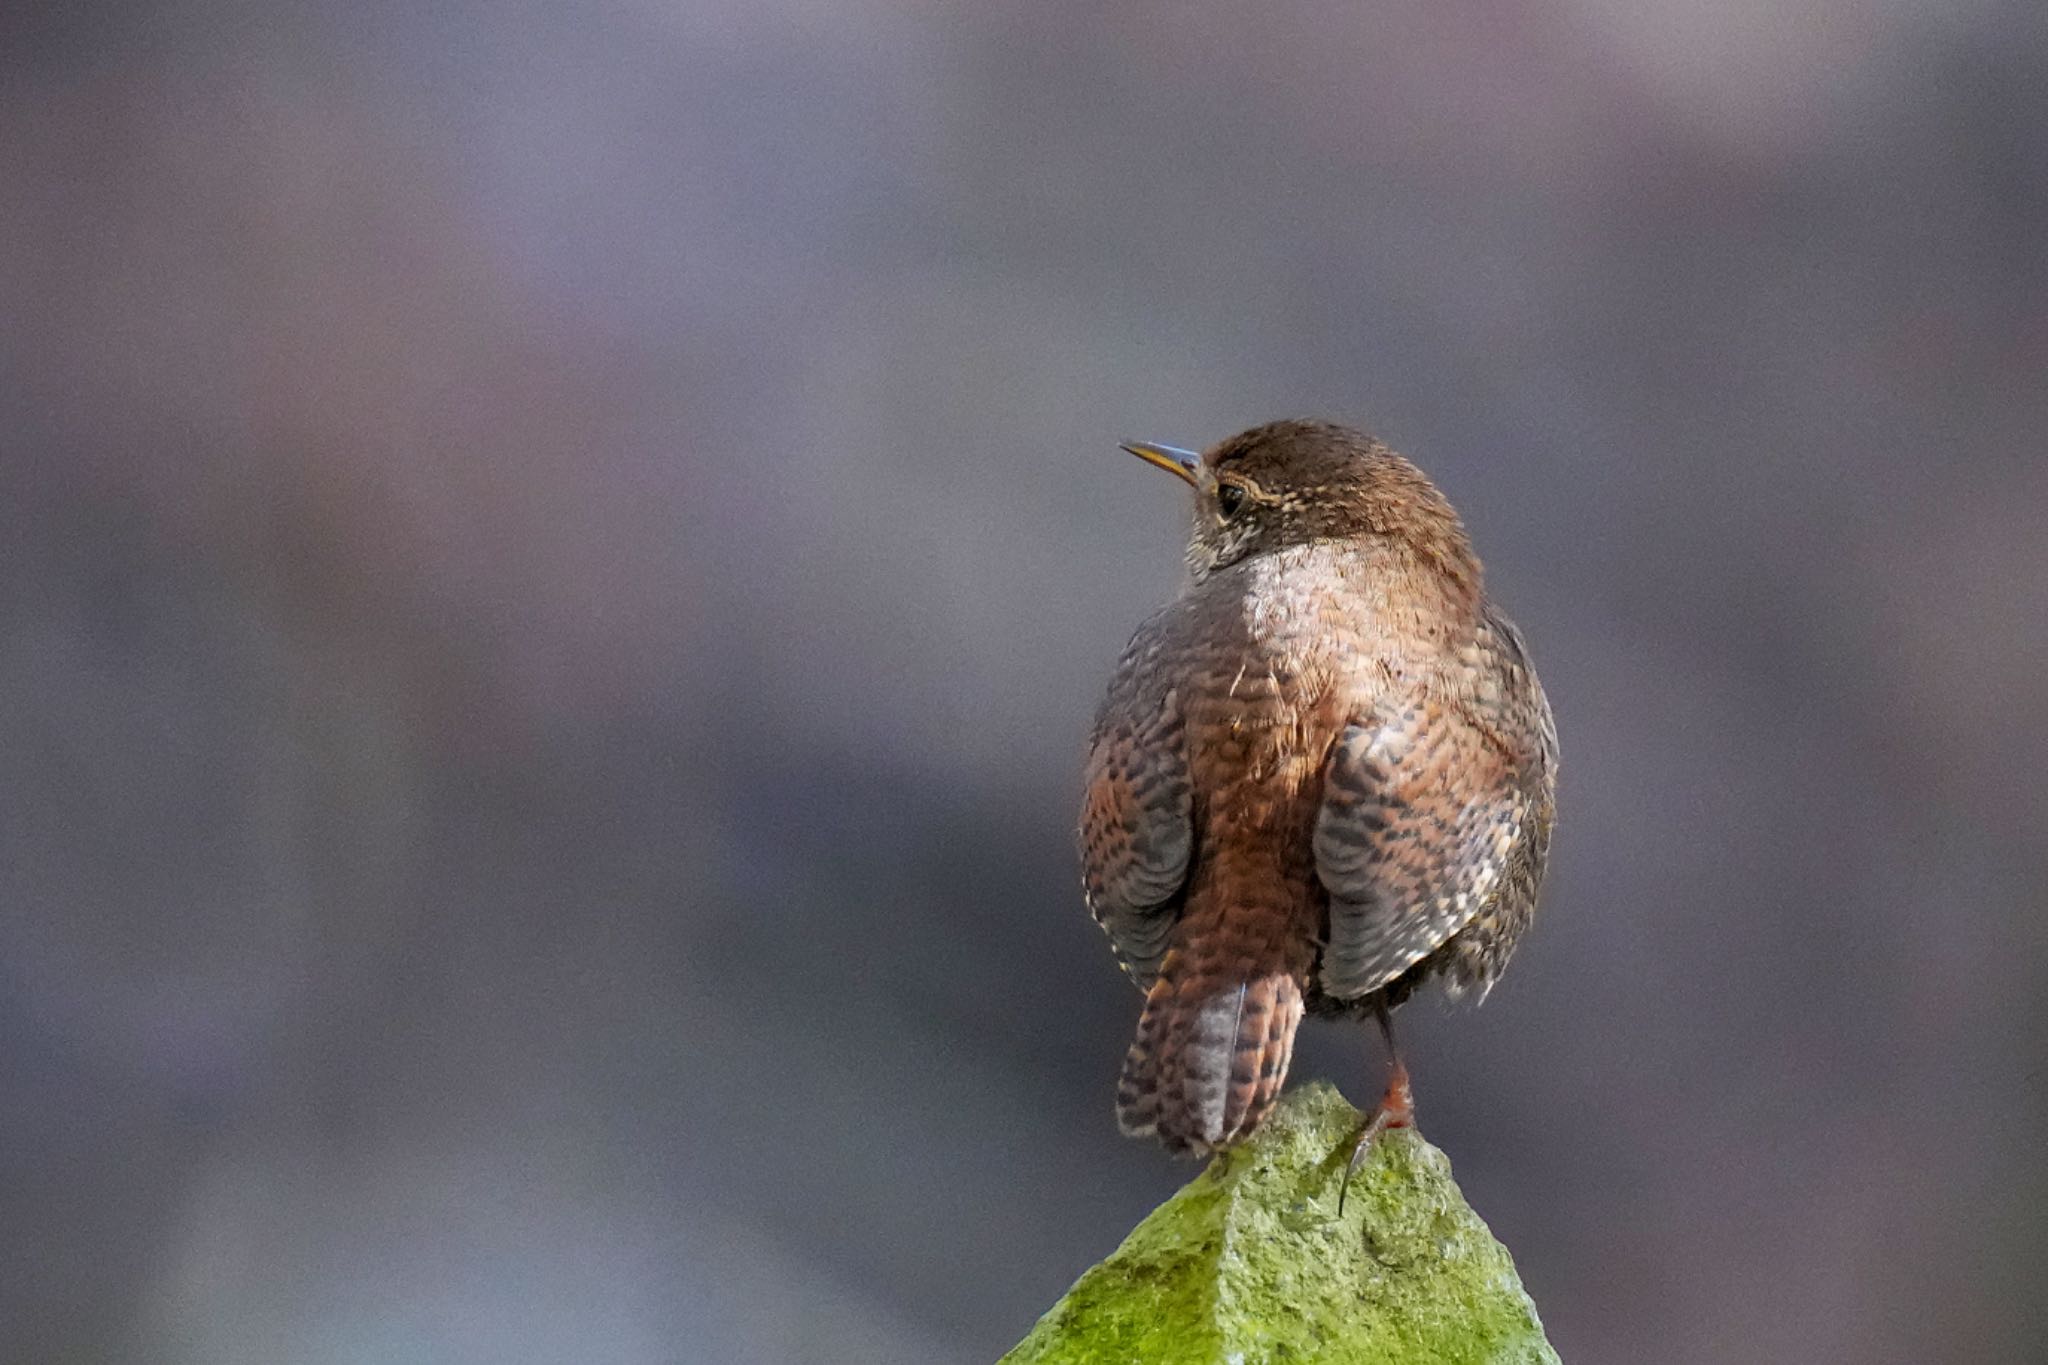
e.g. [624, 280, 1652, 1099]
[1079, 633, 1194, 991]
[1313, 696, 1533, 1000]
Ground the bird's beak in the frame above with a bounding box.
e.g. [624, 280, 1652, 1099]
[1120, 440, 1201, 488]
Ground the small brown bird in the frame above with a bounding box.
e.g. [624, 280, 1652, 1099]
[1078, 419, 1556, 1171]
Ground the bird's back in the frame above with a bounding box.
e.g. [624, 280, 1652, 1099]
[1086, 540, 1553, 1153]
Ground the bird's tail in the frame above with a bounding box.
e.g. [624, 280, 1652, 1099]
[1115, 944, 1306, 1155]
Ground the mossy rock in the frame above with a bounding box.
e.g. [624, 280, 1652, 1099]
[1002, 1083, 1558, 1364]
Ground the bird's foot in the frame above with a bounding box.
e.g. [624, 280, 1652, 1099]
[1337, 1063, 1414, 1216]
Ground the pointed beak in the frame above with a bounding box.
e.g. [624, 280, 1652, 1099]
[1120, 440, 1201, 488]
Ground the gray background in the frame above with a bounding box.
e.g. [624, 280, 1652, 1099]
[3, 1, 2045, 1361]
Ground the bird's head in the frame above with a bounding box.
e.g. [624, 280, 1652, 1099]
[1121, 419, 1480, 586]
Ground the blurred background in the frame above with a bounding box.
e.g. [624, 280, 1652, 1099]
[3, 1, 2045, 1361]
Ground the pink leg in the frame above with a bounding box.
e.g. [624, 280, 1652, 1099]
[1338, 1007, 1413, 1215]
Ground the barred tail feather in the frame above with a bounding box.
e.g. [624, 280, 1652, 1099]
[1115, 970, 1175, 1141]
[1116, 949, 1304, 1155]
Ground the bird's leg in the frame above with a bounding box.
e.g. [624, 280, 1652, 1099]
[1338, 1005, 1414, 1215]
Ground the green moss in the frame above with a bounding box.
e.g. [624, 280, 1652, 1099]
[1001, 1084, 1558, 1365]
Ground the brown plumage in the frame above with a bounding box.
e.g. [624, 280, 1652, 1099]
[1079, 420, 1557, 1156]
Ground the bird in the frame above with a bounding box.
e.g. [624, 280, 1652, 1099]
[1077, 419, 1556, 1178]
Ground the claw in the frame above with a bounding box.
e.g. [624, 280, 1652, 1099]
[1339, 1008, 1414, 1216]
[1337, 1063, 1413, 1214]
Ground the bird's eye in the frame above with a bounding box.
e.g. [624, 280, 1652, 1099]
[1215, 482, 1248, 520]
